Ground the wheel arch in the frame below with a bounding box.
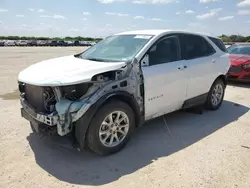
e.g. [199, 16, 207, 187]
[74, 91, 143, 150]
[207, 74, 227, 96]
[205, 74, 226, 110]
[103, 92, 142, 127]
[215, 74, 228, 86]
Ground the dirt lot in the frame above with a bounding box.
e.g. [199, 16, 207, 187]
[0, 47, 250, 188]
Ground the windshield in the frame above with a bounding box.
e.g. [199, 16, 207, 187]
[227, 45, 250, 55]
[79, 34, 154, 62]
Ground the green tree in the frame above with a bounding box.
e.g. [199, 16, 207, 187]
[0, 35, 103, 41]
[219, 34, 250, 43]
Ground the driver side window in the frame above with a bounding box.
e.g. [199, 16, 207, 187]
[148, 36, 180, 66]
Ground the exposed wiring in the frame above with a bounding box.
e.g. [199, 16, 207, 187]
[44, 91, 55, 111]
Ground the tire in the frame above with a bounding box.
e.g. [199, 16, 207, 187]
[205, 78, 225, 110]
[86, 100, 135, 156]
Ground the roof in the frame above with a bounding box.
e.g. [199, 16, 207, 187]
[116, 29, 217, 38]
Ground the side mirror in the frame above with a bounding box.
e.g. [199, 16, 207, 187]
[141, 54, 149, 67]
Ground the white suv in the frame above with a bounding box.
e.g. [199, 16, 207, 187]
[18, 30, 231, 155]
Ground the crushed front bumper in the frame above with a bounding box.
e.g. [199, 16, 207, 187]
[227, 66, 250, 82]
[20, 96, 92, 136]
[227, 72, 250, 82]
[20, 99, 58, 126]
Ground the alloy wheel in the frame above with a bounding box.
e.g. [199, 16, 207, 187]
[99, 111, 129, 148]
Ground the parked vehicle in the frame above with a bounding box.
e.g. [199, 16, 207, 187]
[27, 40, 37, 46]
[79, 41, 88, 46]
[227, 43, 250, 82]
[74, 40, 80, 46]
[4, 40, 16, 46]
[36, 40, 48, 46]
[17, 40, 28, 46]
[57, 40, 67, 46]
[90, 41, 97, 46]
[48, 40, 57, 47]
[13, 40, 20, 46]
[18, 30, 230, 156]
[0, 41, 4, 46]
[66, 41, 74, 46]
[83, 41, 93, 46]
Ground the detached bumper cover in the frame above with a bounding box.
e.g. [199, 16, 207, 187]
[20, 99, 58, 126]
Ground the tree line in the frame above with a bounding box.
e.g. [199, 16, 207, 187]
[1, 34, 250, 43]
[219, 35, 250, 43]
[0, 36, 103, 42]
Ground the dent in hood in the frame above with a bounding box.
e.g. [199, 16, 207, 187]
[18, 55, 127, 86]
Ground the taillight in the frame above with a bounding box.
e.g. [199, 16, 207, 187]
[242, 61, 250, 72]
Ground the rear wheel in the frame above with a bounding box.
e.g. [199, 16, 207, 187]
[205, 78, 225, 110]
[86, 100, 135, 156]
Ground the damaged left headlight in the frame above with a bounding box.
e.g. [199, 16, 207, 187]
[60, 83, 93, 100]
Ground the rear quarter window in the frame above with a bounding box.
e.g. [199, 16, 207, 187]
[208, 37, 227, 52]
[181, 34, 216, 60]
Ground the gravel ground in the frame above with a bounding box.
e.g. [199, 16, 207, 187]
[0, 47, 250, 188]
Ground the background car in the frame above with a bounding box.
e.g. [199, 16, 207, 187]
[227, 43, 250, 82]
[0, 40, 4, 46]
[74, 40, 80, 46]
[79, 41, 88, 46]
[17, 40, 28, 46]
[64, 41, 74, 46]
[57, 40, 67, 46]
[48, 40, 57, 47]
[4, 40, 16, 46]
[27, 40, 37, 46]
[36, 40, 48, 46]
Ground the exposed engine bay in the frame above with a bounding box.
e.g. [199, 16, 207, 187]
[19, 59, 144, 137]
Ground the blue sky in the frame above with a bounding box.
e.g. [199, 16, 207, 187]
[0, 0, 250, 37]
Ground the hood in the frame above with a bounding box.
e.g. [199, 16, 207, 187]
[18, 55, 127, 86]
[229, 54, 250, 66]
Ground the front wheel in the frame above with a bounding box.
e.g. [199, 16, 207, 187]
[205, 78, 225, 110]
[86, 100, 135, 156]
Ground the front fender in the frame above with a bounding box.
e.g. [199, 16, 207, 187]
[74, 91, 142, 150]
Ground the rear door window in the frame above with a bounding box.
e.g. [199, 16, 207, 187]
[180, 34, 216, 60]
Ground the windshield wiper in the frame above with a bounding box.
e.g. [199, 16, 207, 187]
[85, 58, 107, 62]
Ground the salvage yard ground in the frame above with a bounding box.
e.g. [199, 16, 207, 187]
[0, 47, 250, 188]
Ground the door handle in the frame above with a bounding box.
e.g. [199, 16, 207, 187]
[178, 65, 187, 70]
[212, 59, 216, 63]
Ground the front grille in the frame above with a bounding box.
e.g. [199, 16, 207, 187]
[227, 75, 238, 80]
[24, 84, 45, 113]
[228, 66, 242, 73]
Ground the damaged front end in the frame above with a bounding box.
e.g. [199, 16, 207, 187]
[19, 59, 144, 138]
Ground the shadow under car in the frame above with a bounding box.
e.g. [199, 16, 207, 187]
[228, 80, 250, 88]
[26, 100, 249, 186]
